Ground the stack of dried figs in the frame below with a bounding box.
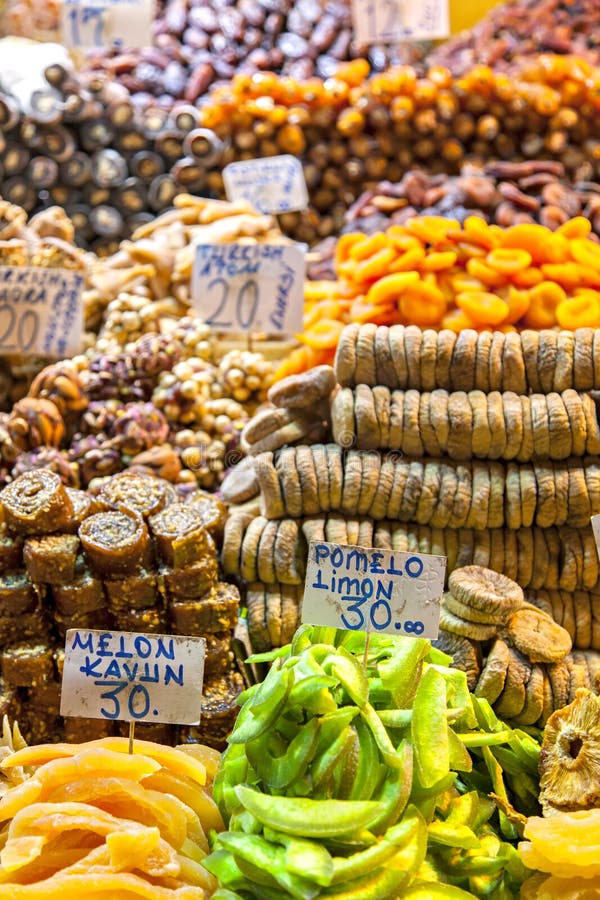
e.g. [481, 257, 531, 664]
[222, 323, 600, 700]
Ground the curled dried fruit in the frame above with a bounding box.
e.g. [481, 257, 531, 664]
[539, 688, 600, 815]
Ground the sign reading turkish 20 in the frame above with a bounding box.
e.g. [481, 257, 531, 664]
[302, 541, 446, 639]
[62, 0, 153, 50]
[60, 629, 206, 725]
[352, 0, 449, 44]
[192, 242, 305, 336]
[0, 267, 82, 357]
[223, 155, 309, 215]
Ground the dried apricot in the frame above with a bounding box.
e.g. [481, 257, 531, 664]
[456, 291, 509, 326]
[399, 282, 446, 326]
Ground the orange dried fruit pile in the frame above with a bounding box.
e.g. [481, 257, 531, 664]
[0, 738, 222, 898]
[277, 214, 600, 379]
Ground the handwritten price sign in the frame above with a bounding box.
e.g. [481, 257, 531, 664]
[62, 0, 153, 49]
[60, 629, 206, 725]
[302, 542, 446, 639]
[352, 0, 449, 44]
[223, 155, 309, 215]
[0, 267, 82, 357]
[192, 242, 305, 336]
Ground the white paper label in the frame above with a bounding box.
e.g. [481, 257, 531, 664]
[353, 0, 449, 44]
[0, 267, 82, 357]
[592, 515, 600, 558]
[192, 242, 305, 336]
[60, 629, 206, 725]
[302, 541, 446, 639]
[61, 0, 153, 50]
[223, 155, 309, 215]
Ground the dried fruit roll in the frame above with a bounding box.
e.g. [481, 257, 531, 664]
[334, 324, 600, 394]
[0, 532, 24, 573]
[169, 582, 240, 635]
[180, 669, 244, 751]
[63, 487, 98, 532]
[0, 572, 40, 616]
[103, 569, 160, 612]
[98, 470, 176, 518]
[332, 386, 600, 461]
[0, 470, 73, 535]
[114, 606, 167, 634]
[160, 556, 219, 601]
[1, 641, 54, 687]
[149, 503, 214, 569]
[186, 490, 227, 542]
[23, 534, 79, 585]
[79, 510, 152, 577]
[51, 568, 106, 617]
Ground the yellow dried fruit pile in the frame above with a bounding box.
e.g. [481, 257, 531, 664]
[278, 216, 600, 380]
[0, 738, 222, 898]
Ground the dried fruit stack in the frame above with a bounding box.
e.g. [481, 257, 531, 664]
[288, 214, 600, 380]
[438, 565, 593, 728]
[309, 161, 600, 281]
[0, 468, 242, 748]
[223, 324, 600, 676]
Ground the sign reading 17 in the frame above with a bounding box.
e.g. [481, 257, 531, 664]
[67, 4, 108, 47]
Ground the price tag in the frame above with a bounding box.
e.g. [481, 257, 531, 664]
[60, 629, 205, 725]
[61, 0, 153, 50]
[191, 242, 305, 336]
[591, 515, 600, 558]
[0, 267, 82, 357]
[302, 541, 446, 639]
[352, 0, 449, 44]
[223, 155, 309, 215]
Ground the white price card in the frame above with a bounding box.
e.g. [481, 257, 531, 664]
[302, 541, 446, 639]
[0, 267, 82, 357]
[591, 515, 600, 558]
[192, 242, 305, 336]
[62, 0, 153, 50]
[353, 0, 449, 45]
[60, 630, 206, 725]
[223, 155, 309, 215]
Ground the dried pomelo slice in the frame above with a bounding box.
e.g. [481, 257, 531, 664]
[142, 770, 223, 834]
[0, 872, 206, 897]
[448, 566, 524, 618]
[525, 808, 600, 869]
[44, 777, 189, 850]
[1, 835, 47, 872]
[106, 828, 179, 878]
[0, 778, 43, 822]
[2, 739, 206, 786]
[34, 750, 160, 800]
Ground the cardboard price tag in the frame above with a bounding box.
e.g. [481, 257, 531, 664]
[302, 541, 446, 639]
[60, 629, 205, 725]
[62, 0, 153, 50]
[192, 242, 305, 336]
[0, 267, 82, 357]
[223, 155, 308, 215]
[353, 0, 449, 44]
